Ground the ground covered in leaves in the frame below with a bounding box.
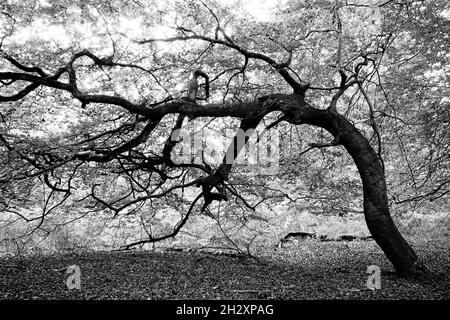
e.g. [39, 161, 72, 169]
[0, 238, 448, 300]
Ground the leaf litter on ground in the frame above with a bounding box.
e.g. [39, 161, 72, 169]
[0, 238, 448, 300]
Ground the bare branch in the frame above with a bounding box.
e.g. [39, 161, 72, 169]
[135, 34, 306, 94]
[118, 192, 203, 250]
[358, 82, 384, 170]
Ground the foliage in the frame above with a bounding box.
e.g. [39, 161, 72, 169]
[0, 0, 448, 254]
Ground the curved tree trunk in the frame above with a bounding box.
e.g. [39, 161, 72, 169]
[338, 117, 420, 277]
[209, 94, 421, 277]
[277, 96, 421, 277]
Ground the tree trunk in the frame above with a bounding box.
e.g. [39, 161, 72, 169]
[341, 122, 420, 277]
[215, 94, 421, 276]
[282, 98, 421, 277]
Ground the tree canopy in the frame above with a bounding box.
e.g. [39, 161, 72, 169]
[0, 0, 448, 277]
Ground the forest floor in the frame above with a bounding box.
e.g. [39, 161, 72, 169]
[0, 238, 448, 300]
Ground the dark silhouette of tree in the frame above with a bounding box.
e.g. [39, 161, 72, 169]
[1, 0, 447, 276]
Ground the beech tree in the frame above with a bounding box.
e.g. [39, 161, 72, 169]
[1, 0, 447, 276]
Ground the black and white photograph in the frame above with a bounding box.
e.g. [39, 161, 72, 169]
[0, 0, 448, 314]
